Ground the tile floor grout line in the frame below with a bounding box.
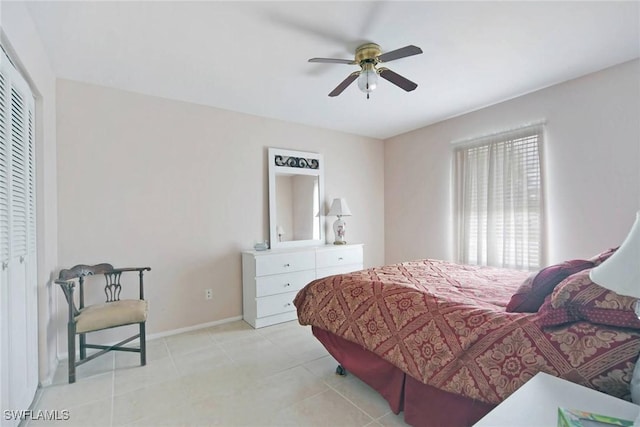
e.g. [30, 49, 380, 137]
[204, 329, 239, 368]
[163, 336, 180, 377]
[258, 324, 332, 371]
[324, 377, 379, 424]
[271, 387, 333, 418]
[109, 355, 115, 427]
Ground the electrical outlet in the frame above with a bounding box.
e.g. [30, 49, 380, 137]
[205, 289, 213, 300]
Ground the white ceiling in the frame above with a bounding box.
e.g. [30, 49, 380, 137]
[25, 1, 640, 140]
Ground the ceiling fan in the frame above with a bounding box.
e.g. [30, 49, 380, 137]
[309, 43, 423, 99]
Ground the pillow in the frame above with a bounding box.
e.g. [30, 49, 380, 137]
[535, 269, 640, 329]
[506, 259, 594, 313]
[535, 295, 574, 327]
[588, 247, 619, 266]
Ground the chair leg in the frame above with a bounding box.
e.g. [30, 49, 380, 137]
[68, 323, 76, 384]
[79, 333, 86, 360]
[140, 322, 146, 366]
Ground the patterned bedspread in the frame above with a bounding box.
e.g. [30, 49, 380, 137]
[294, 259, 640, 404]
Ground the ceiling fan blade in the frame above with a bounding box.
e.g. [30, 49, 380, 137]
[309, 58, 355, 65]
[328, 72, 359, 97]
[377, 45, 423, 63]
[379, 68, 418, 92]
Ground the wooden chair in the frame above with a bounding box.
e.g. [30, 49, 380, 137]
[55, 263, 151, 383]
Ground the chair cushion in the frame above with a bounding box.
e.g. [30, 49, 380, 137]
[75, 299, 148, 333]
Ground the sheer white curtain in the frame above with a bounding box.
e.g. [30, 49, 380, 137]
[454, 124, 544, 270]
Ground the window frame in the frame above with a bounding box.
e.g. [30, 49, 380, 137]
[453, 123, 545, 270]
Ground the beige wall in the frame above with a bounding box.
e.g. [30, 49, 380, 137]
[56, 80, 384, 345]
[2, 1, 59, 384]
[385, 59, 640, 266]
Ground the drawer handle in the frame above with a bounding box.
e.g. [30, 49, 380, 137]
[284, 263, 290, 267]
[338, 257, 344, 261]
[285, 302, 292, 307]
[284, 283, 291, 287]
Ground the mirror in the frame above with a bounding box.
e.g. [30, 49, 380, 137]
[268, 148, 324, 249]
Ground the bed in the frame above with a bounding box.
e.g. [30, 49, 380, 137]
[294, 256, 640, 427]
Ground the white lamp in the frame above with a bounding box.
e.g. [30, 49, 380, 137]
[327, 198, 352, 245]
[357, 63, 378, 99]
[589, 211, 640, 424]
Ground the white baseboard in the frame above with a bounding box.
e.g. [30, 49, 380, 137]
[56, 315, 245, 361]
[146, 315, 244, 340]
[38, 353, 61, 387]
[39, 378, 53, 387]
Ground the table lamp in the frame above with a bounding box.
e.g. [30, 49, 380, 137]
[589, 211, 640, 425]
[327, 198, 352, 245]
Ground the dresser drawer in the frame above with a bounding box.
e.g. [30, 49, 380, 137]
[255, 251, 315, 277]
[256, 270, 316, 297]
[256, 292, 298, 318]
[316, 245, 363, 269]
[317, 263, 363, 280]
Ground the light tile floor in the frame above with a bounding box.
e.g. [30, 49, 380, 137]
[26, 320, 410, 427]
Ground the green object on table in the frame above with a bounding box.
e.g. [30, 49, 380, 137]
[557, 408, 633, 427]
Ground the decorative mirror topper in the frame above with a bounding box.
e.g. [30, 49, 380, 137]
[274, 155, 320, 170]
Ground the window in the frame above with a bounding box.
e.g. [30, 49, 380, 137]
[454, 124, 544, 270]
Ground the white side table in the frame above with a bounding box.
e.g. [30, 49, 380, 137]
[474, 372, 639, 426]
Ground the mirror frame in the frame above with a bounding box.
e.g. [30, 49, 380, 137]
[268, 147, 325, 249]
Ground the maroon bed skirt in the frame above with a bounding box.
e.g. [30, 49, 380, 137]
[312, 326, 496, 427]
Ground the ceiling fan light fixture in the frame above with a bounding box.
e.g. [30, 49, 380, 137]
[357, 64, 378, 99]
[310, 42, 422, 98]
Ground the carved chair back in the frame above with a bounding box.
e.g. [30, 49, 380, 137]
[57, 263, 137, 316]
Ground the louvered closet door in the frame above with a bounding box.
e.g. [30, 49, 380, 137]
[0, 48, 38, 427]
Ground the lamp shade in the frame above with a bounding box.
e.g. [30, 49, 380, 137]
[357, 66, 378, 94]
[589, 211, 640, 299]
[327, 198, 352, 217]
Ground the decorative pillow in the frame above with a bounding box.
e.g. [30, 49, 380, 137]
[536, 269, 640, 329]
[506, 259, 594, 313]
[588, 247, 619, 266]
[535, 295, 574, 327]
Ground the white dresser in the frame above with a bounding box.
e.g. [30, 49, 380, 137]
[242, 244, 363, 328]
